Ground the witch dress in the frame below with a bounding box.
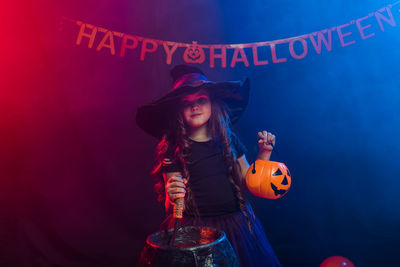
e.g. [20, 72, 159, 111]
[160, 134, 282, 267]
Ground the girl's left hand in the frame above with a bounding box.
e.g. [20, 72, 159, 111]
[258, 130, 275, 152]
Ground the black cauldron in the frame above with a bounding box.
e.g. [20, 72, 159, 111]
[138, 226, 239, 267]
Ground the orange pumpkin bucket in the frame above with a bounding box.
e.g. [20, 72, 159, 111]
[246, 160, 291, 199]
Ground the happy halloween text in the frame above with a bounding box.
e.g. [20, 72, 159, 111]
[72, 5, 396, 68]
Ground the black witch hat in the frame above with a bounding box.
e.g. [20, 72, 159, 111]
[136, 65, 250, 139]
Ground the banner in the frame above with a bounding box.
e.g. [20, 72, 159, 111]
[64, 4, 399, 68]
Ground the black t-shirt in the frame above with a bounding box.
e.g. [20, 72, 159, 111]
[163, 133, 247, 217]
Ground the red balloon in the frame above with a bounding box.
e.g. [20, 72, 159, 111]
[320, 256, 355, 267]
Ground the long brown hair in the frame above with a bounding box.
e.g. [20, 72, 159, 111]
[152, 90, 254, 230]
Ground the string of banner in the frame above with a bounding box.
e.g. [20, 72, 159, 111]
[62, 3, 399, 68]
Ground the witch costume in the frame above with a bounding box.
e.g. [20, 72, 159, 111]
[136, 65, 281, 266]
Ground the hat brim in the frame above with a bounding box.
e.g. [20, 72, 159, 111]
[136, 78, 250, 139]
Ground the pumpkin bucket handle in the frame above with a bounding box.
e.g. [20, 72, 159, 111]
[252, 142, 282, 174]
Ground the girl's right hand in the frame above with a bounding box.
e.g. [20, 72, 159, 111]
[166, 174, 187, 203]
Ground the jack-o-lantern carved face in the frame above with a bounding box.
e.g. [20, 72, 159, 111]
[245, 160, 291, 199]
[183, 42, 205, 64]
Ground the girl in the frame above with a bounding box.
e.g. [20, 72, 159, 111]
[136, 65, 281, 266]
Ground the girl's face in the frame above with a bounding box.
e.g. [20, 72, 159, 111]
[181, 90, 212, 129]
